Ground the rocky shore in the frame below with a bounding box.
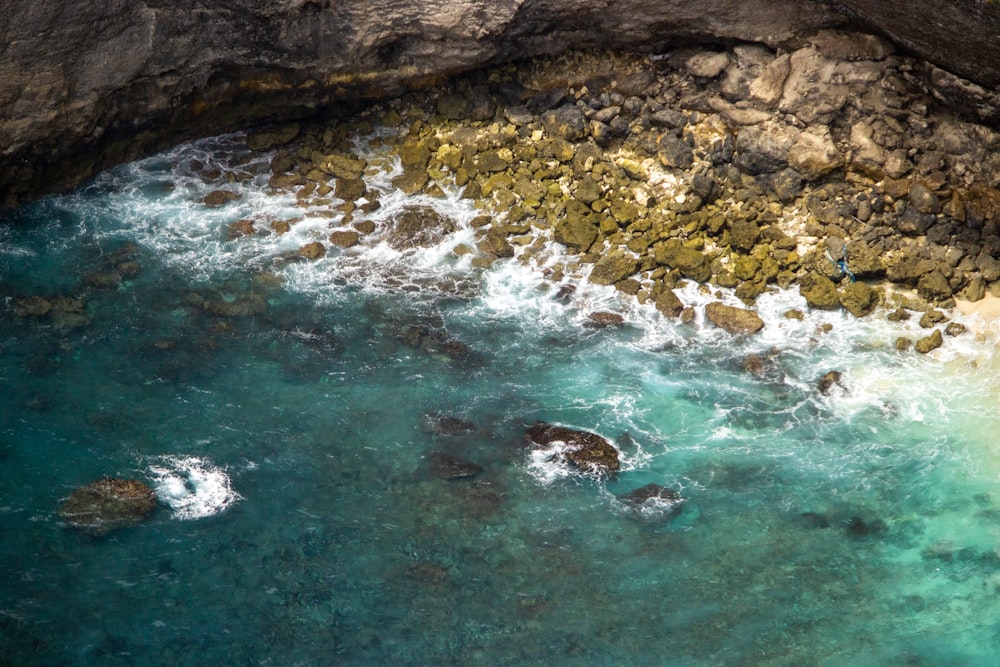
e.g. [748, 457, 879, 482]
[240, 31, 1000, 351]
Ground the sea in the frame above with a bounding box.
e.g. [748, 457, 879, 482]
[3, 131, 1000, 666]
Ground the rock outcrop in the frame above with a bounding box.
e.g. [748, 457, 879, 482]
[5, 0, 1000, 205]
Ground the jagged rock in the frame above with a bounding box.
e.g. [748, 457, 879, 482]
[839, 281, 879, 317]
[657, 133, 693, 169]
[59, 477, 158, 535]
[541, 105, 586, 141]
[385, 206, 458, 250]
[653, 285, 684, 317]
[800, 273, 841, 310]
[589, 252, 639, 285]
[329, 230, 361, 248]
[226, 219, 256, 239]
[945, 322, 967, 336]
[526, 422, 620, 474]
[788, 128, 844, 180]
[335, 177, 367, 202]
[553, 201, 599, 251]
[818, 370, 845, 395]
[729, 219, 761, 252]
[7, 0, 1000, 207]
[298, 241, 327, 260]
[917, 270, 953, 301]
[618, 483, 683, 518]
[915, 329, 943, 353]
[476, 229, 515, 258]
[919, 309, 948, 328]
[686, 51, 731, 78]
[203, 190, 239, 207]
[704, 301, 764, 334]
[654, 244, 711, 282]
[586, 311, 625, 327]
[427, 451, 482, 480]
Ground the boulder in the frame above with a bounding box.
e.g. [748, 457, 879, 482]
[915, 329, 943, 354]
[329, 230, 361, 248]
[657, 134, 694, 169]
[298, 241, 327, 260]
[655, 244, 711, 282]
[589, 252, 640, 285]
[800, 273, 841, 310]
[541, 105, 587, 141]
[385, 206, 458, 250]
[59, 477, 158, 535]
[586, 311, 626, 327]
[839, 281, 879, 317]
[704, 301, 765, 334]
[246, 124, 300, 151]
[335, 177, 367, 202]
[653, 285, 685, 318]
[203, 190, 240, 207]
[526, 422, 620, 474]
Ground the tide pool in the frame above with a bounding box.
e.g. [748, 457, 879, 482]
[3, 133, 1000, 665]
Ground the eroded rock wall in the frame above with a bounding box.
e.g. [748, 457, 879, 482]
[3, 0, 1000, 204]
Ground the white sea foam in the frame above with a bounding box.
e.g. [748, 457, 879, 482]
[148, 456, 240, 520]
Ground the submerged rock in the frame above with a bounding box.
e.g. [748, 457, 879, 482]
[818, 370, 845, 395]
[526, 422, 620, 474]
[421, 413, 476, 435]
[427, 451, 483, 480]
[617, 483, 684, 519]
[59, 477, 158, 535]
[385, 206, 458, 250]
[585, 311, 625, 328]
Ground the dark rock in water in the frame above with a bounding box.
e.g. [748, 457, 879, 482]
[618, 483, 683, 519]
[427, 451, 483, 480]
[225, 219, 257, 240]
[203, 190, 239, 207]
[298, 241, 327, 260]
[845, 515, 886, 538]
[918, 309, 948, 328]
[59, 477, 158, 535]
[421, 413, 476, 435]
[13, 295, 52, 317]
[202, 293, 266, 318]
[526, 422, 620, 474]
[619, 483, 681, 504]
[385, 206, 458, 250]
[895, 336, 912, 351]
[887, 307, 911, 322]
[704, 301, 764, 334]
[585, 311, 625, 328]
[554, 284, 577, 303]
[796, 512, 831, 529]
[818, 370, 845, 395]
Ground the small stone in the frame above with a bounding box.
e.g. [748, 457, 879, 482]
[908, 182, 942, 215]
[895, 337, 912, 351]
[226, 219, 256, 239]
[918, 309, 948, 328]
[945, 322, 967, 336]
[686, 51, 731, 78]
[887, 307, 911, 322]
[657, 134, 693, 169]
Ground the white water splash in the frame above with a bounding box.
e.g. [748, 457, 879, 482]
[148, 456, 240, 520]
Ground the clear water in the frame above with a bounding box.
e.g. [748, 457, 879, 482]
[3, 133, 1000, 666]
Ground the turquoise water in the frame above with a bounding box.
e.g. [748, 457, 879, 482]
[4, 134, 1000, 665]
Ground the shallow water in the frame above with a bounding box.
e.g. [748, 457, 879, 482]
[4, 133, 1000, 665]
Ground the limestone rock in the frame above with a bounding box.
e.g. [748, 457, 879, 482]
[203, 190, 239, 207]
[298, 241, 326, 260]
[385, 206, 458, 250]
[589, 252, 640, 286]
[704, 301, 764, 334]
[654, 244, 711, 282]
[839, 281, 879, 317]
[915, 329, 943, 354]
[329, 230, 361, 248]
[687, 51, 731, 78]
[586, 311, 626, 327]
[59, 477, 158, 535]
[800, 273, 841, 310]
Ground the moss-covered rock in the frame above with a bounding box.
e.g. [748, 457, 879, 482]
[59, 477, 158, 535]
[839, 281, 879, 317]
[915, 329, 943, 354]
[589, 251, 639, 285]
[800, 272, 841, 310]
[705, 301, 765, 334]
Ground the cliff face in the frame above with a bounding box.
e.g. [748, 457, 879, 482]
[1, 0, 998, 204]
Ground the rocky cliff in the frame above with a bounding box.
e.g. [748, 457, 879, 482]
[2, 0, 1000, 204]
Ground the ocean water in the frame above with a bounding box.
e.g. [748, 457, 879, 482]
[3, 133, 1000, 666]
